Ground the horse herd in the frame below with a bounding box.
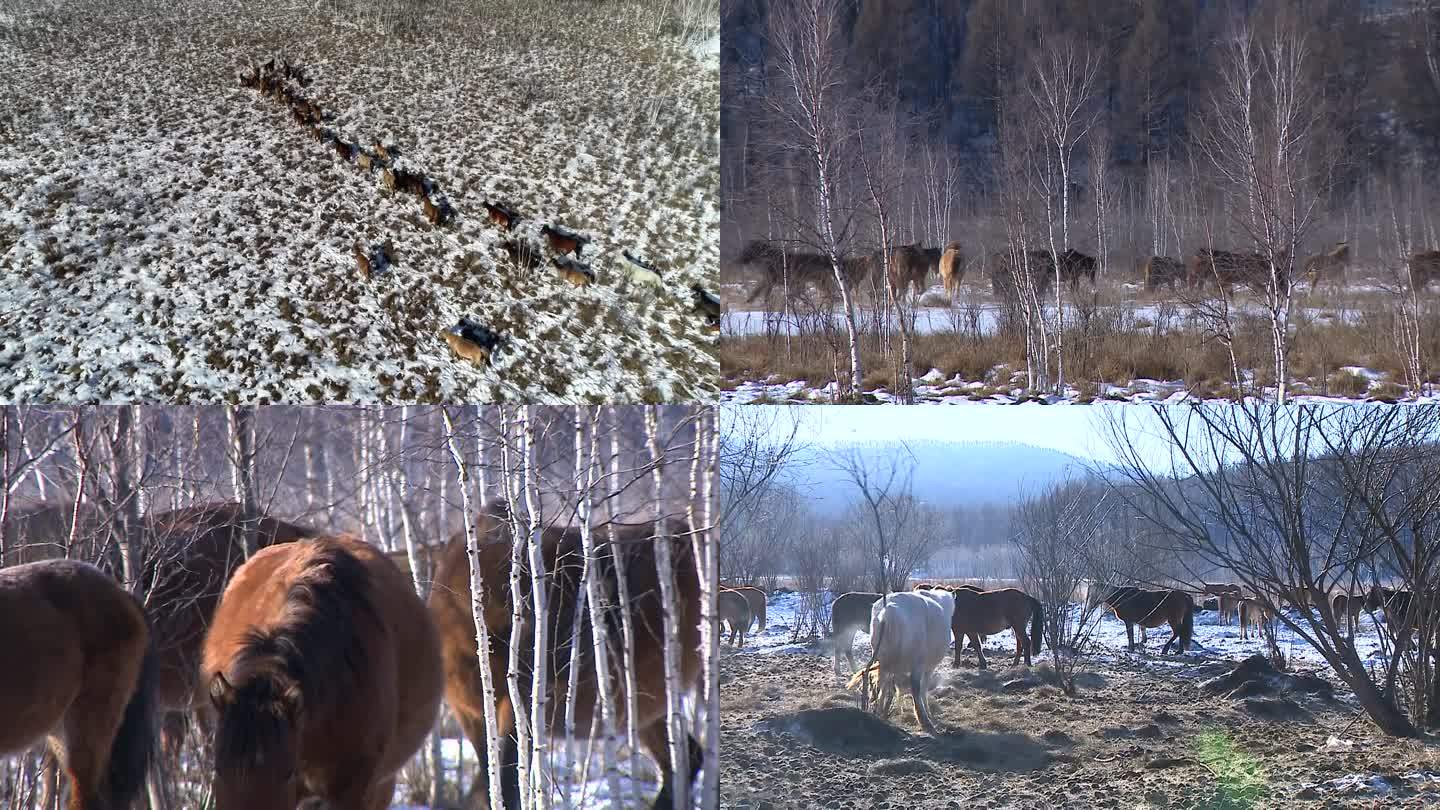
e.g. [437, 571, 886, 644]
[0, 500, 702, 810]
[720, 578, 1425, 733]
[738, 237, 1440, 305]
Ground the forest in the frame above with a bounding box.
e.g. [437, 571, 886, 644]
[0, 404, 717, 810]
[722, 0, 1440, 405]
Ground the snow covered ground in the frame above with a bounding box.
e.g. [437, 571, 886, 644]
[743, 589, 1391, 669]
[722, 370, 1433, 405]
[0, 0, 718, 402]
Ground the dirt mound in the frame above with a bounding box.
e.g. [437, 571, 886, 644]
[868, 758, 937, 776]
[1242, 695, 1313, 722]
[1201, 654, 1334, 700]
[759, 707, 908, 755]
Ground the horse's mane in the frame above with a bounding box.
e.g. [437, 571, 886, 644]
[215, 539, 373, 767]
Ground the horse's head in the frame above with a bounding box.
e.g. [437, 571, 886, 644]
[209, 670, 303, 810]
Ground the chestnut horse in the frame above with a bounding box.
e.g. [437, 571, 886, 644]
[429, 500, 703, 809]
[727, 585, 767, 633]
[139, 503, 315, 751]
[0, 559, 158, 810]
[202, 535, 442, 809]
[1103, 586, 1193, 653]
[949, 586, 1044, 668]
[719, 589, 752, 647]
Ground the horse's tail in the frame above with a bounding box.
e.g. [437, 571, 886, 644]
[1029, 596, 1044, 655]
[1179, 598, 1195, 652]
[106, 612, 158, 809]
[847, 611, 886, 693]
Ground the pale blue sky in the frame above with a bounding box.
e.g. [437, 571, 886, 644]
[724, 403, 1196, 472]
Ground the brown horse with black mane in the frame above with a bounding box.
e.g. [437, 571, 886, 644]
[0, 559, 158, 810]
[949, 587, 1044, 668]
[140, 503, 316, 752]
[202, 534, 442, 809]
[1102, 586, 1193, 653]
[429, 500, 704, 809]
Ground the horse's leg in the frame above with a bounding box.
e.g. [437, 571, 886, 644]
[1013, 624, 1025, 667]
[1125, 622, 1135, 651]
[909, 670, 936, 734]
[639, 718, 703, 810]
[974, 635, 988, 670]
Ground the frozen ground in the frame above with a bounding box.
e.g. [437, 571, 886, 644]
[0, 0, 718, 402]
[723, 589, 1440, 808]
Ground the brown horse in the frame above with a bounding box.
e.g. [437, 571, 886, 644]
[1058, 249, 1098, 288]
[830, 591, 883, 674]
[1201, 582, 1243, 626]
[1188, 248, 1290, 292]
[1407, 251, 1440, 291]
[739, 240, 836, 303]
[989, 249, 1056, 301]
[1, 500, 108, 567]
[1238, 599, 1275, 640]
[726, 585, 767, 633]
[139, 504, 316, 725]
[719, 589, 752, 647]
[0, 559, 158, 810]
[888, 244, 933, 297]
[949, 587, 1043, 668]
[203, 534, 442, 809]
[1103, 586, 1193, 653]
[1304, 242, 1349, 290]
[428, 501, 703, 809]
[1143, 256, 1186, 291]
[1333, 592, 1364, 636]
[939, 241, 965, 299]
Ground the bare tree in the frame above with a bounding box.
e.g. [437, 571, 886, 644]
[1100, 404, 1440, 737]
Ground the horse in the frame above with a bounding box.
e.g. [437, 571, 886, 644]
[1333, 592, 1364, 637]
[1, 500, 108, 568]
[830, 591, 883, 674]
[1143, 256, 1186, 291]
[939, 241, 965, 300]
[138, 503, 316, 732]
[739, 240, 836, 304]
[1407, 251, 1440, 291]
[1304, 242, 1349, 290]
[989, 249, 1056, 301]
[428, 500, 703, 809]
[719, 589, 752, 647]
[1102, 586, 1193, 653]
[0, 559, 158, 810]
[483, 201, 522, 230]
[888, 244, 934, 298]
[1238, 599, 1275, 640]
[847, 589, 955, 734]
[1366, 586, 1423, 643]
[948, 587, 1043, 668]
[726, 585, 767, 633]
[1201, 582, 1243, 626]
[1188, 248, 1290, 292]
[1058, 249, 1098, 288]
[540, 224, 591, 257]
[202, 534, 442, 809]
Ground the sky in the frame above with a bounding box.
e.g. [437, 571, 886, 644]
[726, 402, 1183, 469]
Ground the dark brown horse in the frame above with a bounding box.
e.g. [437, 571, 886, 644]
[0, 559, 158, 810]
[428, 501, 703, 809]
[888, 244, 936, 297]
[989, 249, 1056, 301]
[1143, 256, 1186, 291]
[202, 534, 442, 809]
[830, 591, 883, 674]
[949, 587, 1043, 668]
[739, 239, 836, 303]
[1103, 586, 1193, 653]
[1058, 249, 1098, 288]
[1408, 251, 1440, 291]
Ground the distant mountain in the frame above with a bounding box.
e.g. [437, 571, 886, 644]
[783, 440, 1109, 507]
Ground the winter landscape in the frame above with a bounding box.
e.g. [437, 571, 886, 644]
[0, 0, 719, 403]
[720, 403, 1440, 808]
[721, 0, 1440, 405]
[0, 404, 718, 809]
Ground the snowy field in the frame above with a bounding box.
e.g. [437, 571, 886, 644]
[722, 369, 1433, 405]
[744, 590, 1390, 669]
[0, 0, 719, 402]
